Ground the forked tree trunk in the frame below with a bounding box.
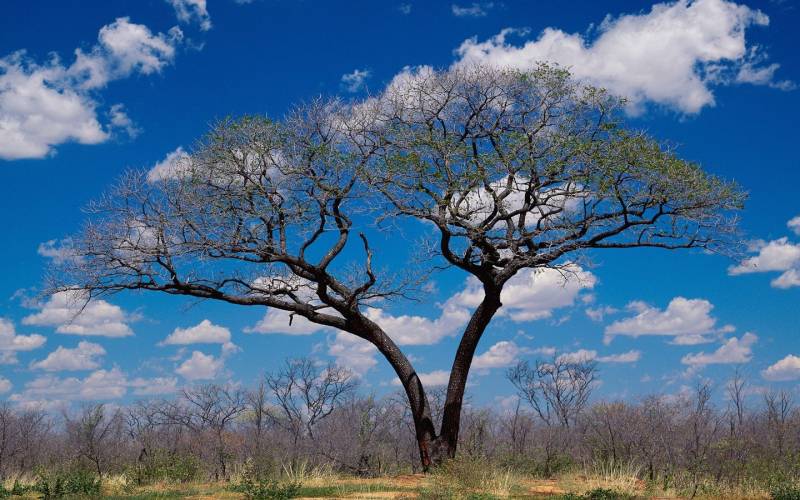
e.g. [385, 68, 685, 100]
[432, 292, 502, 465]
[355, 318, 438, 470]
[358, 290, 502, 471]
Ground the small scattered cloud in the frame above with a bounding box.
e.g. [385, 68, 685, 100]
[9, 367, 176, 408]
[604, 297, 734, 345]
[451, 2, 493, 17]
[0, 378, 11, 394]
[162, 319, 232, 345]
[365, 301, 469, 346]
[246, 308, 333, 336]
[341, 69, 371, 93]
[392, 369, 449, 387]
[762, 354, 800, 381]
[146, 146, 193, 182]
[729, 234, 800, 289]
[473, 341, 524, 369]
[557, 349, 641, 364]
[108, 103, 141, 138]
[327, 331, 378, 377]
[37, 239, 83, 265]
[788, 216, 800, 236]
[175, 350, 224, 380]
[398, 3, 412, 15]
[22, 291, 134, 338]
[166, 0, 211, 31]
[586, 305, 619, 322]
[531, 346, 556, 357]
[30, 341, 106, 371]
[0, 318, 47, 365]
[681, 332, 757, 367]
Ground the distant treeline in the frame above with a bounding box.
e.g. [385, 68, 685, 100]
[0, 357, 797, 495]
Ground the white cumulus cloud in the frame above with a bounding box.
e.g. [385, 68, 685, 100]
[246, 309, 333, 336]
[30, 341, 106, 371]
[175, 350, 224, 380]
[473, 340, 523, 369]
[23, 291, 134, 337]
[146, 146, 193, 182]
[365, 301, 470, 346]
[762, 354, 800, 382]
[681, 332, 757, 366]
[392, 369, 450, 387]
[162, 319, 232, 345]
[327, 331, 378, 377]
[37, 239, 83, 265]
[9, 367, 176, 408]
[0, 318, 46, 364]
[453, 0, 789, 114]
[729, 236, 800, 289]
[0, 17, 181, 160]
[557, 348, 641, 364]
[604, 297, 733, 345]
[454, 265, 596, 322]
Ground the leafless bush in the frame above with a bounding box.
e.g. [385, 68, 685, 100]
[0, 363, 797, 490]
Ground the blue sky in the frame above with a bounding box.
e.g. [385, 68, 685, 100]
[1, 0, 799, 409]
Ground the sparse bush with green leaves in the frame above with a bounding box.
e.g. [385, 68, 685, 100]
[230, 459, 301, 500]
[128, 450, 200, 484]
[561, 488, 636, 500]
[772, 483, 800, 500]
[33, 468, 101, 498]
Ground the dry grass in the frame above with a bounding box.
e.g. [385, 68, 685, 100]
[558, 459, 645, 496]
[417, 456, 527, 497]
[282, 459, 339, 486]
[2, 465, 783, 499]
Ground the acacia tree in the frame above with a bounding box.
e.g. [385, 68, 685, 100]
[361, 64, 743, 459]
[51, 65, 743, 468]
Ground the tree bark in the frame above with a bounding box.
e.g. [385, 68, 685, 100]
[348, 289, 502, 470]
[436, 290, 502, 462]
[353, 318, 438, 470]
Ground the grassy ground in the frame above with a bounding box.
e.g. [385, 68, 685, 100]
[3, 460, 783, 499]
[2, 474, 779, 499]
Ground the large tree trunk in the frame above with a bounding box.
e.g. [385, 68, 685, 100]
[354, 318, 438, 470]
[351, 290, 501, 470]
[436, 291, 503, 463]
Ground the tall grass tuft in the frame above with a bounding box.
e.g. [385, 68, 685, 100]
[281, 459, 336, 486]
[560, 459, 642, 497]
[420, 455, 521, 498]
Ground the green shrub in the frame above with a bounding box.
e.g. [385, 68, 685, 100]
[496, 453, 575, 478]
[230, 459, 301, 500]
[129, 450, 200, 484]
[1, 480, 34, 497]
[561, 488, 635, 500]
[10, 481, 31, 496]
[230, 478, 301, 500]
[772, 483, 800, 500]
[33, 468, 101, 498]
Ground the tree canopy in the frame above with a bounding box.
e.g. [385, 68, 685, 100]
[51, 64, 745, 468]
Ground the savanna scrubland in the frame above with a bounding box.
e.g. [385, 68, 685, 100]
[1, 361, 799, 499]
[14, 65, 792, 499]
